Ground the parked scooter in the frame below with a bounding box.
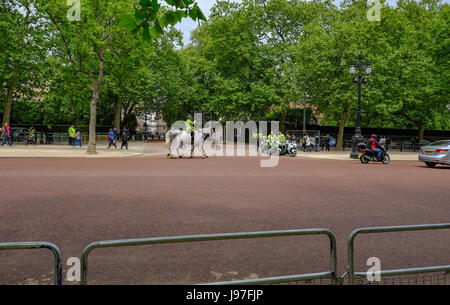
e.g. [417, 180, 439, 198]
[358, 142, 390, 164]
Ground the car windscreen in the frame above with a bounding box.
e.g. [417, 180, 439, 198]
[430, 140, 450, 146]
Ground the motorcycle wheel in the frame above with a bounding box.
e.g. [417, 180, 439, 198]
[382, 154, 390, 164]
[360, 155, 369, 164]
[288, 148, 297, 157]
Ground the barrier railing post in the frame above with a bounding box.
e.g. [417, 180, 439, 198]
[347, 223, 450, 285]
[0, 241, 62, 285]
[81, 228, 337, 285]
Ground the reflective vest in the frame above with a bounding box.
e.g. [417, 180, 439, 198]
[253, 132, 262, 139]
[68, 127, 76, 137]
[278, 134, 286, 145]
[185, 119, 196, 132]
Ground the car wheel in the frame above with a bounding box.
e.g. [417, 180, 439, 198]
[425, 162, 436, 168]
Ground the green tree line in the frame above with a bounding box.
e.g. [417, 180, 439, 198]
[1, 0, 448, 153]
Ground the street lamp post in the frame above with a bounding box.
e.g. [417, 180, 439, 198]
[349, 54, 371, 159]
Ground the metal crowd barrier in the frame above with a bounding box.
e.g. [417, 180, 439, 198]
[0, 241, 62, 285]
[2, 223, 449, 285]
[80, 228, 338, 285]
[347, 223, 450, 285]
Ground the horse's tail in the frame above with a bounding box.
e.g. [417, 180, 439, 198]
[164, 130, 172, 148]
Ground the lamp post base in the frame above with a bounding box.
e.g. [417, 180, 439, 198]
[350, 134, 365, 159]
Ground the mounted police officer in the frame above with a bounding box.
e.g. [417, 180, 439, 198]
[185, 114, 196, 155]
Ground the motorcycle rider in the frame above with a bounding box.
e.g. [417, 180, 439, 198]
[368, 134, 383, 160]
[278, 132, 286, 154]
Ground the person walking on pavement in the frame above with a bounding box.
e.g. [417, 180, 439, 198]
[73, 129, 82, 148]
[46, 125, 54, 144]
[113, 127, 119, 147]
[120, 129, 129, 150]
[325, 134, 331, 152]
[386, 136, 392, 151]
[1, 123, 12, 146]
[68, 125, 76, 145]
[314, 135, 320, 152]
[26, 126, 36, 145]
[107, 128, 117, 149]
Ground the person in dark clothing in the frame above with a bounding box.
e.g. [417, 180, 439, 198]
[46, 125, 54, 144]
[324, 134, 331, 152]
[385, 137, 391, 151]
[314, 135, 320, 152]
[121, 129, 129, 150]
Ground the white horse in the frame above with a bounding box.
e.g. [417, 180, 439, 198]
[165, 127, 213, 158]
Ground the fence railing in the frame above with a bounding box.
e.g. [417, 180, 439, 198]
[80, 228, 338, 285]
[0, 241, 62, 285]
[347, 223, 450, 285]
[2, 223, 449, 285]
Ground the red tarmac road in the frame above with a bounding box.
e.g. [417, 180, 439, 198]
[0, 155, 449, 285]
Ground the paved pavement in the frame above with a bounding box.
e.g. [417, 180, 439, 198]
[0, 142, 420, 161]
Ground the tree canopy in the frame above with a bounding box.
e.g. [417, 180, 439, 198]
[1, 0, 448, 152]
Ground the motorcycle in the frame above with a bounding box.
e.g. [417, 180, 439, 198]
[280, 140, 297, 157]
[358, 142, 390, 164]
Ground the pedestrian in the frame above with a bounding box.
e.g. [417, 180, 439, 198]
[72, 129, 82, 148]
[314, 135, 320, 152]
[301, 136, 306, 152]
[386, 136, 392, 151]
[325, 134, 331, 152]
[26, 126, 36, 145]
[107, 128, 117, 149]
[46, 125, 54, 144]
[113, 127, 119, 146]
[120, 130, 128, 150]
[379, 135, 386, 147]
[1, 123, 12, 146]
[305, 134, 312, 152]
[68, 125, 76, 145]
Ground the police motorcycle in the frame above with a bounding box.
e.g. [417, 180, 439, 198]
[280, 140, 297, 157]
[358, 142, 390, 164]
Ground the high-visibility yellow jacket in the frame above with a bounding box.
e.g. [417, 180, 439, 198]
[278, 134, 286, 145]
[185, 119, 196, 132]
[68, 127, 76, 137]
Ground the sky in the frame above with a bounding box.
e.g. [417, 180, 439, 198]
[175, 0, 228, 45]
[175, 0, 449, 46]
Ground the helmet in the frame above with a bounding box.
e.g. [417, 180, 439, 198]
[187, 114, 193, 119]
[371, 134, 377, 138]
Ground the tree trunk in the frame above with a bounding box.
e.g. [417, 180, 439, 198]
[114, 95, 122, 130]
[336, 105, 349, 152]
[86, 58, 104, 154]
[86, 80, 100, 154]
[418, 123, 425, 141]
[2, 77, 15, 126]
